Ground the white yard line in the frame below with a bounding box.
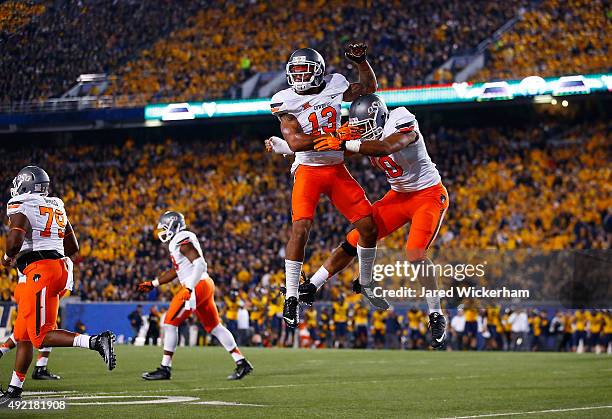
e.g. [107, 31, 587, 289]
[438, 405, 612, 419]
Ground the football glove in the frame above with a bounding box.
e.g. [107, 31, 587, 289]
[336, 122, 362, 141]
[314, 134, 344, 151]
[138, 281, 154, 292]
[345, 42, 368, 63]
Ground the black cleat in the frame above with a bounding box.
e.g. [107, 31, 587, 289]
[142, 365, 171, 380]
[32, 366, 61, 380]
[353, 279, 390, 310]
[227, 359, 253, 380]
[283, 296, 299, 328]
[429, 312, 447, 349]
[298, 280, 317, 306]
[90, 331, 117, 370]
[0, 385, 22, 406]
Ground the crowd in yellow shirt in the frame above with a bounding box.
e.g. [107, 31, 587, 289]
[475, 0, 609, 82]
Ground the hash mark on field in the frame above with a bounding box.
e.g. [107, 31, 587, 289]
[438, 404, 612, 418]
[192, 401, 265, 407]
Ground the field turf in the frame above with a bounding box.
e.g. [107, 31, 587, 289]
[0, 346, 610, 418]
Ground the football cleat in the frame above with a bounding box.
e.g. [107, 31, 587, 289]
[90, 331, 117, 371]
[142, 365, 171, 380]
[298, 280, 317, 306]
[283, 296, 299, 328]
[429, 312, 447, 349]
[227, 359, 253, 380]
[32, 366, 61, 380]
[0, 385, 22, 406]
[353, 279, 390, 310]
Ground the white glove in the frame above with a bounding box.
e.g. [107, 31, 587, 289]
[265, 136, 294, 156]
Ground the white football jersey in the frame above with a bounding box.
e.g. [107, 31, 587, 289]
[168, 230, 208, 288]
[271, 73, 349, 173]
[6, 193, 67, 256]
[370, 107, 441, 192]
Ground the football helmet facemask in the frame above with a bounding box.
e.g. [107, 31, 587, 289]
[286, 48, 325, 93]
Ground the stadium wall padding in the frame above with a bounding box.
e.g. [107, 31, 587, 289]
[62, 301, 169, 341]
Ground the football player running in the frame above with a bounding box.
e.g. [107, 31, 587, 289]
[139, 211, 253, 381]
[268, 42, 385, 328]
[270, 94, 450, 348]
[1, 166, 116, 404]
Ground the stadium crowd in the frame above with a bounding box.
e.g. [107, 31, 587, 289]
[0, 117, 610, 348]
[475, 0, 610, 81]
[2, 0, 538, 105]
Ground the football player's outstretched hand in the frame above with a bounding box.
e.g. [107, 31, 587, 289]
[138, 281, 154, 292]
[345, 41, 368, 63]
[314, 134, 343, 151]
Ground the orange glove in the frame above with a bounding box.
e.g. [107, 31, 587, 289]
[314, 134, 344, 151]
[138, 281, 154, 292]
[336, 122, 362, 141]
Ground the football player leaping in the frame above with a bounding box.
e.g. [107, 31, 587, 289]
[269, 42, 387, 328]
[269, 94, 450, 348]
[1, 166, 116, 404]
[139, 211, 253, 380]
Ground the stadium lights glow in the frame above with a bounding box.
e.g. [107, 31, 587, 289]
[144, 73, 611, 120]
[562, 100, 569, 107]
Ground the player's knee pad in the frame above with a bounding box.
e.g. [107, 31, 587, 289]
[163, 324, 178, 353]
[211, 324, 238, 351]
[341, 240, 357, 257]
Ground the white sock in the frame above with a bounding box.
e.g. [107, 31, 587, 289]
[73, 334, 91, 349]
[284, 259, 303, 298]
[161, 354, 172, 367]
[10, 371, 25, 388]
[40, 347, 52, 352]
[0, 334, 15, 355]
[211, 324, 244, 362]
[163, 324, 179, 353]
[422, 260, 442, 314]
[35, 355, 49, 367]
[357, 245, 377, 285]
[310, 266, 330, 290]
[426, 297, 442, 315]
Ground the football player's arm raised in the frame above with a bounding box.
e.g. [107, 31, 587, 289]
[2, 213, 30, 267]
[342, 42, 377, 102]
[279, 113, 318, 152]
[357, 130, 418, 157]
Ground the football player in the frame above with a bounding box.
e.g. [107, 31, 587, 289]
[268, 43, 385, 328]
[1, 166, 116, 403]
[270, 94, 450, 348]
[139, 211, 253, 380]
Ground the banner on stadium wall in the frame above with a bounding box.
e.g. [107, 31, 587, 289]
[144, 73, 612, 121]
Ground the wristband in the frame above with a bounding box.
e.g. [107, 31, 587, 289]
[152, 279, 160, 287]
[345, 140, 361, 153]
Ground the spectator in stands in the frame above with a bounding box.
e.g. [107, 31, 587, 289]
[128, 304, 144, 344]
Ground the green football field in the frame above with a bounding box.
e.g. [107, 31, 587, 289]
[0, 346, 610, 418]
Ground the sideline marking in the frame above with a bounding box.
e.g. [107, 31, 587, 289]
[438, 405, 612, 418]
